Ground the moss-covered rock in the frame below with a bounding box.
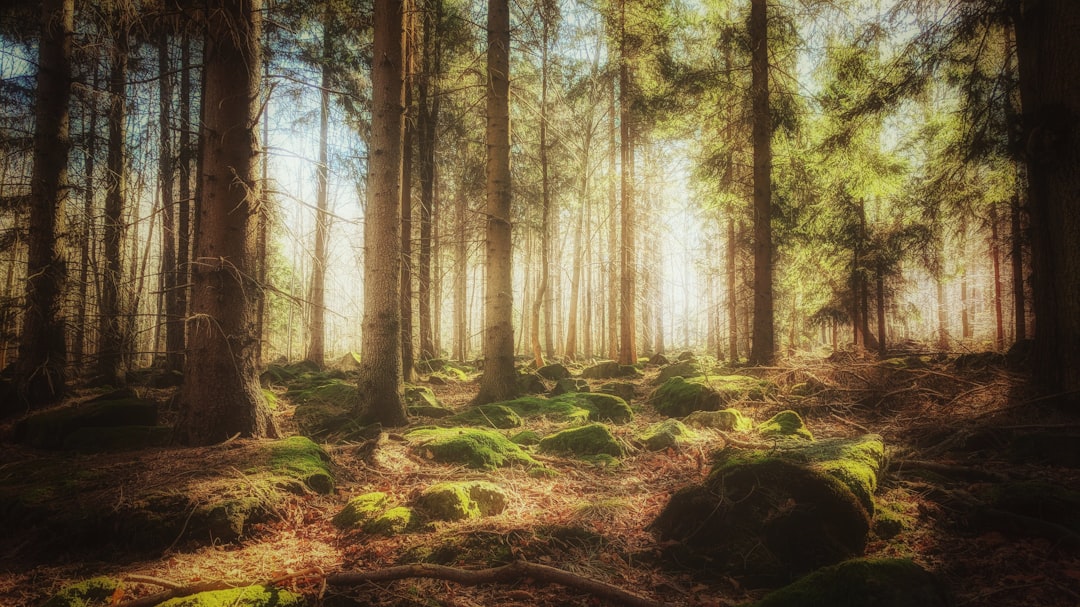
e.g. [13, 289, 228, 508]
[598, 381, 635, 403]
[157, 585, 304, 607]
[448, 404, 523, 429]
[752, 558, 949, 607]
[406, 428, 539, 470]
[683, 408, 754, 432]
[655, 359, 710, 385]
[17, 399, 158, 449]
[333, 492, 392, 530]
[41, 577, 119, 607]
[62, 425, 172, 453]
[265, 436, 334, 494]
[578, 393, 633, 424]
[649, 376, 722, 417]
[494, 395, 592, 424]
[517, 372, 548, 394]
[537, 363, 571, 380]
[758, 410, 814, 441]
[284, 378, 357, 407]
[367, 506, 416, 534]
[651, 451, 872, 583]
[539, 423, 623, 458]
[551, 377, 589, 395]
[416, 481, 509, 521]
[404, 385, 442, 410]
[580, 360, 638, 379]
[648, 352, 671, 366]
[510, 430, 542, 445]
[637, 419, 696, 451]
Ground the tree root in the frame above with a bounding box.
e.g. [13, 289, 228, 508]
[118, 561, 665, 607]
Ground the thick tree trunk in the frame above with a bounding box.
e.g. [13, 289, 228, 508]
[306, 6, 333, 368]
[474, 0, 516, 404]
[159, 35, 183, 374]
[400, 2, 415, 381]
[357, 0, 408, 425]
[98, 23, 129, 386]
[1014, 0, 1080, 400]
[175, 0, 279, 444]
[8, 0, 73, 411]
[177, 32, 192, 370]
[748, 0, 774, 365]
[532, 13, 552, 368]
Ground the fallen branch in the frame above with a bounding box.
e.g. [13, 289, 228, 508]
[889, 459, 1009, 482]
[326, 560, 665, 607]
[119, 568, 323, 607]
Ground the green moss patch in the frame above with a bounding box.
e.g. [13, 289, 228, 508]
[637, 419, 696, 451]
[655, 359, 711, 384]
[649, 376, 722, 417]
[41, 577, 119, 607]
[493, 396, 591, 424]
[551, 378, 589, 395]
[367, 506, 416, 534]
[16, 399, 158, 449]
[598, 382, 635, 403]
[157, 585, 304, 607]
[758, 410, 814, 441]
[511, 430, 542, 445]
[578, 393, 633, 424]
[449, 404, 524, 429]
[539, 423, 624, 458]
[752, 558, 949, 607]
[333, 492, 393, 530]
[683, 408, 754, 432]
[265, 436, 334, 494]
[284, 378, 357, 407]
[580, 360, 638, 379]
[417, 481, 509, 521]
[406, 428, 539, 470]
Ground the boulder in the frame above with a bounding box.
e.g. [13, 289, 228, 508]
[417, 481, 508, 521]
[517, 372, 548, 394]
[449, 404, 524, 429]
[650, 376, 722, 417]
[758, 410, 814, 441]
[752, 558, 949, 607]
[537, 363, 571, 380]
[551, 377, 589, 395]
[648, 352, 671, 366]
[637, 419, 696, 451]
[581, 360, 638, 379]
[16, 399, 158, 449]
[599, 381, 635, 403]
[407, 427, 539, 470]
[539, 423, 623, 458]
[655, 359, 708, 385]
[684, 408, 753, 432]
[367, 506, 416, 535]
[578, 392, 634, 424]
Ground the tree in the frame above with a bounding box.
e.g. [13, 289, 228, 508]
[4, 0, 73, 412]
[356, 0, 408, 426]
[747, 0, 774, 365]
[474, 0, 516, 404]
[400, 0, 416, 382]
[417, 0, 442, 362]
[617, 0, 636, 367]
[305, 3, 333, 368]
[1012, 0, 1080, 401]
[174, 0, 279, 444]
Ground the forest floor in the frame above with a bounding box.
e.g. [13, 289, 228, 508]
[1, 350, 1079, 607]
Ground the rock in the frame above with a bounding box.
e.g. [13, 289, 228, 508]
[265, 436, 335, 494]
[650, 376, 722, 417]
[16, 399, 159, 449]
[406, 427, 539, 470]
[517, 372, 548, 394]
[599, 381, 635, 403]
[367, 506, 416, 535]
[510, 430, 542, 445]
[677, 351, 695, 361]
[493, 395, 592, 424]
[333, 492, 392, 530]
[156, 585, 304, 607]
[758, 410, 814, 441]
[404, 386, 453, 418]
[539, 423, 623, 458]
[537, 363, 571, 380]
[334, 351, 362, 371]
[648, 352, 671, 366]
[638, 419, 696, 451]
[41, 577, 119, 607]
[551, 377, 589, 395]
[284, 378, 357, 407]
[62, 425, 172, 453]
[752, 558, 949, 607]
[449, 404, 524, 429]
[578, 393, 633, 424]
[654, 359, 705, 385]
[417, 481, 508, 521]
[581, 360, 638, 379]
[684, 408, 753, 432]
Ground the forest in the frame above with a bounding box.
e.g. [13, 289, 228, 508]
[0, 0, 1078, 605]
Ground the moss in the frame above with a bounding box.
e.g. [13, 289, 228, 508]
[579, 393, 633, 424]
[539, 423, 623, 458]
[62, 425, 172, 453]
[265, 436, 334, 494]
[511, 430, 542, 445]
[580, 360, 637, 379]
[758, 410, 814, 441]
[41, 577, 119, 607]
[874, 504, 913, 539]
[262, 389, 279, 410]
[404, 385, 441, 409]
[655, 359, 710, 384]
[17, 399, 159, 449]
[598, 382, 635, 403]
[649, 376, 722, 417]
[551, 378, 589, 395]
[333, 492, 392, 530]
[367, 506, 415, 534]
[752, 558, 949, 607]
[406, 427, 539, 470]
[537, 363, 571, 380]
[683, 408, 754, 432]
[417, 481, 508, 521]
[637, 419, 696, 451]
[284, 379, 357, 407]
[157, 585, 304, 607]
[495, 396, 592, 424]
[449, 404, 523, 429]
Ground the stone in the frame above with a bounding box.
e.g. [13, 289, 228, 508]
[417, 481, 509, 521]
[551, 377, 589, 395]
[752, 558, 949, 607]
[637, 419, 696, 451]
[537, 363, 571, 380]
[758, 410, 814, 441]
[539, 423, 624, 458]
[599, 381, 635, 403]
[683, 408, 754, 432]
[406, 427, 539, 470]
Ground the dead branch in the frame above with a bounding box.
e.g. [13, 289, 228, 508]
[326, 560, 666, 607]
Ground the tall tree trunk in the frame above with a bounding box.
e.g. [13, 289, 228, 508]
[606, 75, 618, 361]
[74, 65, 100, 375]
[98, 21, 129, 386]
[174, 0, 279, 444]
[357, 0, 408, 425]
[532, 8, 552, 368]
[565, 129, 589, 361]
[475, 0, 516, 403]
[176, 31, 192, 371]
[400, 0, 416, 381]
[876, 267, 887, 356]
[307, 6, 333, 368]
[159, 34, 184, 374]
[417, 0, 441, 361]
[726, 217, 738, 361]
[990, 204, 1005, 349]
[936, 271, 948, 351]
[748, 0, 774, 365]
[453, 163, 467, 362]
[1010, 189, 1026, 341]
[582, 178, 593, 358]
[7, 0, 73, 411]
[256, 28, 271, 368]
[617, 0, 636, 366]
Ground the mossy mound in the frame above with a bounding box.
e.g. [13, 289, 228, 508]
[493, 395, 591, 424]
[752, 558, 949, 607]
[510, 430, 542, 445]
[599, 382, 635, 403]
[404, 385, 445, 411]
[449, 404, 523, 429]
[417, 481, 508, 521]
[517, 372, 548, 394]
[41, 577, 119, 607]
[551, 377, 589, 395]
[649, 376, 722, 417]
[758, 410, 814, 441]
[637, 419, 696, 451]
[651, 453, 871, 583]
[157, 585, 304, 607]
[284, 378, 357, 407]
[406, 428, 539, 470]
[683, 408, 754, 432]
[265, 436, 335, 494]
[881, 356, 930, 370]
[333, 492, 393, 530]
[655, 359, 711, 385]
[578, 393, 633, 424]
[580, 360, 638, 379]
[16, 399, 158, 449]
[648, 352, 671, 366]
[291, 400, 354, 440]
[537, 363, 571, 380]
[367, 506, 416, 534]
[62, 425, 172, 453]
[539, 423, 623, 458]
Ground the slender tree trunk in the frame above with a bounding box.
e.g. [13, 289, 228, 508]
[726, 217, 738, 361]
[357, 0, 408, 425]
[74, 66, 100, 375]
[159, 35, 184, 374]
[532, 10, 552, 368]
[176, 32, 192, 371]
[475, 0, 516, 403]
[98, 22, 130, 386]
[936, 272, 948, 351]
[7, 0, 73, 411]
[1010, 189, 1026, 341]
[453, 164, 467, 362]
[876, 267, 887, 356]
[417, 0, 441, 361]
[990, 205, 1005, 349]
[617, 0, 636, 366]
[606, 75, 618, 361]
[582, 179, 593, 359]
[306, 6, 333, 368]
[565, 130, 589, 361]
[174, 0, 279, 444]
[748, 0, 774, 365]
[400, 1, 416, 381]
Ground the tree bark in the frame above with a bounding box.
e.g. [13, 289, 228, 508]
[400, 0, 416, 381]
[1010, 189, 1026, 341]
[177, 31, 193, 370]
[174, 0, 279, 444]
[7, 0, 73, 411]
[474, 0, 516, 404]
[306, 5, 333, 368]
[748, 0, 774, 365]
[876, 267, 887, 356]
[531, 8, 552, 368]
[606, 75, 618, 361]
[990, 204, 1005, 349]
[357, 0, 408, 425]
[159, 34, 184, 375]
[74, 64, 100, 376]
[726, 217, 738, 361]
[617, 0, 636, 366]
[417, 0, 441, 361]
[453, 161, 467, 362]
